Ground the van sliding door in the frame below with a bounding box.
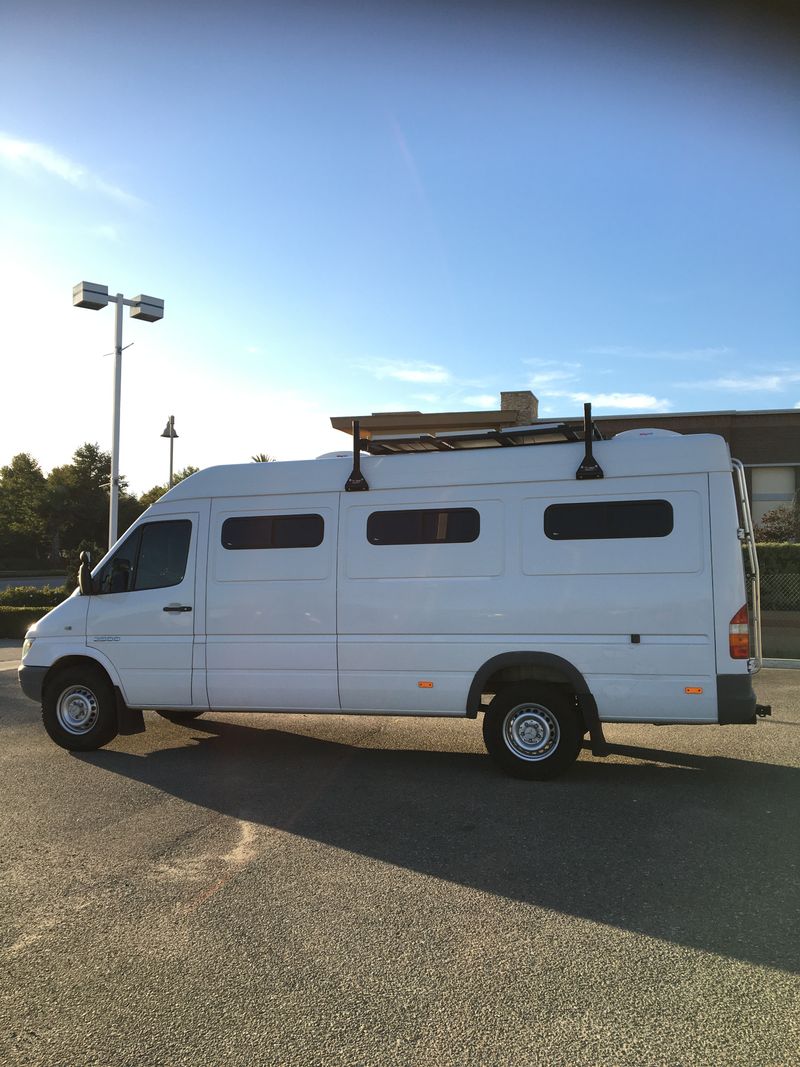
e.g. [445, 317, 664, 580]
[206, 494, 339, 711]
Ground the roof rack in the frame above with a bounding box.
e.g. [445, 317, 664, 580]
[343, 403, 605, 490]
[364, 420, 600, 454]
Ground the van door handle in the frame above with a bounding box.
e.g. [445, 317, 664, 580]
[163, 605, 192, 613]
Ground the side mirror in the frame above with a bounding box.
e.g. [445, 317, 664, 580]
[78, 551, 93, 596]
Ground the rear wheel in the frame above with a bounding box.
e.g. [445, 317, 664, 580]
[42, 666, 119, 752]
[156, 710, 204, 723]
[482, 683, 582, 779]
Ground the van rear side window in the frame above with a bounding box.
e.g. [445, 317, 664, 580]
[544, 500, 673, 540]
[367, 508, 480, 545]
[221, 514, 324, 550]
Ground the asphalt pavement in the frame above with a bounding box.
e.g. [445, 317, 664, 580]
[1, 662, 798, 1067]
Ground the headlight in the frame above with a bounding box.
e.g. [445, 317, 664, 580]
[22, 637, 34, 659]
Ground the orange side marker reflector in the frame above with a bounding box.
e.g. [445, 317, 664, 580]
[685, 687, 703, 695]
[418, 681, 434, 688]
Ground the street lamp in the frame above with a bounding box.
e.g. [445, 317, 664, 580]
[72, 282, 164, 548]
[160, 415, 178, 488]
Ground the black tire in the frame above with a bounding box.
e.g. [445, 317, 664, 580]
[156, 710, 204, 723]
[482, 682, 582, 780]
[42, 665, 119, 752]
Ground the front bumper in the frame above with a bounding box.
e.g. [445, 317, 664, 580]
[18, 665, 47, 703]
[717, 673, 769, 724]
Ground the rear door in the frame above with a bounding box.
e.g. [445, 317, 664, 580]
[87, 510, 204, 708]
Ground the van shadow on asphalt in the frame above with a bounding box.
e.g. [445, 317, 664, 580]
[79, 718, 798, 973]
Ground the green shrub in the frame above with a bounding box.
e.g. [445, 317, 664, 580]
[754, 543, 800, 574]
[0, 585, 68, 607]
[0, 607, 50, 639]
[0, 568, 65, 578]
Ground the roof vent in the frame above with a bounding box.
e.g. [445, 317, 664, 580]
[615, 428, 681, 439]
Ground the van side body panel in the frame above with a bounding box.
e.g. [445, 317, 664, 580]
[205, 493, 340, 711]
[337, 474, 718, 722]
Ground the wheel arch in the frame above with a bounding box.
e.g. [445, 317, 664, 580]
[466, 651, 591, 717]
[466, 651, 609, 757]
[43, 653, 119, 698]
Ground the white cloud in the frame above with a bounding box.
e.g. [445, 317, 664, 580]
[569, 392, 671, 412]
[538, 388, 670, 412]
[523, 362, 669, 413]
[0, 133, 141, 207]
[584, 345, 731, 362]
[90, 223, 119, 241]
[699, 373, 800, 392]
[366, 359, 451, 384]
[524, 358, 582, 368]
[462, 394, 497, 408]
[528, 369, 580, 389]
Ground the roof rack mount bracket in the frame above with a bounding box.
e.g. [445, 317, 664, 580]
[576, 402, 604, 480]
[345, 419, 370, 492]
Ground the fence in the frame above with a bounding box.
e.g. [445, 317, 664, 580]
[760, 573, 800, 612]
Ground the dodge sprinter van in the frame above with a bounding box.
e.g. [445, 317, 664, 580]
[18, 410, 769, 779]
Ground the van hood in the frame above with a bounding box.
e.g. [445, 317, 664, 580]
[25, 589, 88, 638]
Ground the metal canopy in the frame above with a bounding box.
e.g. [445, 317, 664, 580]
[330, 409, 523, 438]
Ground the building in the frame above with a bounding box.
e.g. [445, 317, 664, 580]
[331, 391, 800, 526]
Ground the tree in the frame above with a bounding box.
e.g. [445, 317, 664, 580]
[45, 443, 138, 557]
[251, 453, 274, 462]
[754, 505, 799, 543]
[138, 466, 200, 510]
[0, 453, 48, 564]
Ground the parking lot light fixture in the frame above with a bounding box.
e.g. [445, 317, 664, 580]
[160, 415, 178, 488]
[72, 282, 165, 548]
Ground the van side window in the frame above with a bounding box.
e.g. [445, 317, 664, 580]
[221, 514, 324, 550]
[96, 520, 192, 593]
[367, 508, 480, 546]
[544, 500, 673, 540]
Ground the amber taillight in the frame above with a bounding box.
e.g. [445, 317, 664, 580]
[729, 604, 750, 659]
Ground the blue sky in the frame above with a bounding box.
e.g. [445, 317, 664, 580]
[1, 0, 798, 491]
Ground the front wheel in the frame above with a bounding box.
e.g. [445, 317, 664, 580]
[42, 666, 119, 752]
[482, 683, 582, 780]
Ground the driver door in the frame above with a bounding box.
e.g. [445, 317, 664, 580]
[87, 512, 202, 708]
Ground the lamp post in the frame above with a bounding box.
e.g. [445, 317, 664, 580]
[72, 282, 164, 549]
[161, 415, 178, 488]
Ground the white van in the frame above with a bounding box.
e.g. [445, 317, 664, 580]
[18, 413, 770, 779]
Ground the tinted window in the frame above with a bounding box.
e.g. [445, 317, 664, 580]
[367, 508, 480, 545]
[544, 500, 673, 540]
[97, 529, 141, 594]
[96, 520, 191, 592]
[134, 521, 192, 589]
[221, 514, 324, 550]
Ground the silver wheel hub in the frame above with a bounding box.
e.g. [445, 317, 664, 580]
[56, 685, 100, 736]
[503, 703, 560, 762]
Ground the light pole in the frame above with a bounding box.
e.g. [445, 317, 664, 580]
[161, 415, 178, 488]
[72, 282, 164, 548]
